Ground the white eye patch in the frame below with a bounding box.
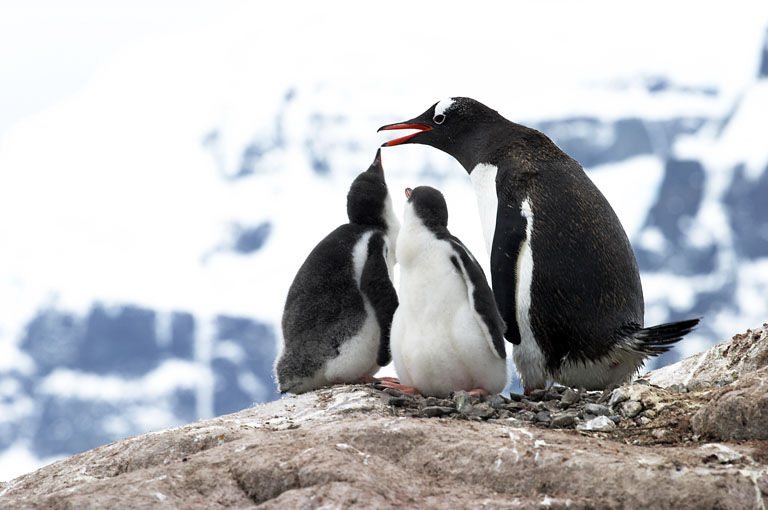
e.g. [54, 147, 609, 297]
[434, 97, 455, 117]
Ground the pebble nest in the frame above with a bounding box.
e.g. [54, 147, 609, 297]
[372, 378, 721, 442]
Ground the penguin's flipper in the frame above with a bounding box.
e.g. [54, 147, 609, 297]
[360, 232, 399, 366]
[489, 190, 528, 346]
[447, 237, 506, 359]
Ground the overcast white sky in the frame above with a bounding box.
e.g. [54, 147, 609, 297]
[3, 1, 768, 141]
[0, 2, 240, 139]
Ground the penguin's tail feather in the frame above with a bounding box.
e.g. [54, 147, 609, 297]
[620, 317, 701, 356]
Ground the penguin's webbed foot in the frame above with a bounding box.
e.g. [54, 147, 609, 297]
[376, 380, 422, 396]
[467, 388, 490, 397]
[357, 375, 400, 384]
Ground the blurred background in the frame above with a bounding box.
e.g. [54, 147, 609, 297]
[2, 1, 768, 481]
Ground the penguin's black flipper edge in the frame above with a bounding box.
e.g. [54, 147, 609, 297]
[360, 232, 399, 367]
[490, 198, 527, 346]
[448, 237, 507, 359]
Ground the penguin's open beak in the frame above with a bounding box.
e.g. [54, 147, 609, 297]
[405, 187, 413, 199]
[378, 121, 433, 147]
[378, 105, 437, 147]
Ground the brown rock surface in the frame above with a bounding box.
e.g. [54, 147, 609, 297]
[2, 325, 768, 509]
[691, 366, 768, 441]
[0, 384, 766, 509]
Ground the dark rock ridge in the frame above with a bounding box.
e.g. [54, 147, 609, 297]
[1, 324, 767, 509]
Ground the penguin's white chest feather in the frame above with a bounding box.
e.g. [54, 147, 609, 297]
[470, 163, 499, 255]
[390, 215, 506, 397]
[511, 197, 548, 390]
[382, 192, 401, 279]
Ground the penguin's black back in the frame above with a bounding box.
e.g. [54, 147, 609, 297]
[281, 224, 375, 379]
[492, 127, 644, 369]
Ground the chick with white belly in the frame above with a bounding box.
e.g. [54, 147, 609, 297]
[382, 186, 507, 398]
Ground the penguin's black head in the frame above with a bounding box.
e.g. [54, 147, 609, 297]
[347, 149, 390, 228]
[405, 186, 448, 231]
[378, 97, 503, 171]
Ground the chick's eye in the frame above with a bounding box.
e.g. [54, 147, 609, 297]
[433, 114, 445, 124]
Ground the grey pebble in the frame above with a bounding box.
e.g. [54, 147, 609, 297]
[489, 394, 508, 410]
[453, 391, 473, 413]
[577, 415, 616, 431]
[608, 388, 630, 407]
[468, 403, 496, 419]
[560, 388, 581, 406]
[504, 401, 529, 411]
[550, 413, 576, 429]
[420, 406, 455, 418]
[535, 411, 551, 424]
[425, 397, 454, 407]
[620, 400, 643, 418]
[383, 387, 411, 398]
[389, 396, 416, 408]
[583, 403, 612, 416]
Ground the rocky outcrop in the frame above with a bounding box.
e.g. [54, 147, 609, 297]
[691, 366, 768, 441]
[644, 325, 768, 387]
[643, 323, 768, 443]
[1, 325, 767, 509]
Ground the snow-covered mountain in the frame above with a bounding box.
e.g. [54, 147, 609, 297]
[2, 3, 768, 481]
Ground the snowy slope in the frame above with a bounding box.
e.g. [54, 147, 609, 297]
[2, 2, 768, 481]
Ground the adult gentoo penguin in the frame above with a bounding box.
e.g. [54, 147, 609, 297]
[381, 186, 507, 398]
[275, 149, 400, 394]
[379, 97, 700, 392]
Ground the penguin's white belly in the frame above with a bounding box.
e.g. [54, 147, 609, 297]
[554, 345, 646, 390]
[323, 232, 381, 383]
[391, 259, 506, 398]
[324, 301, 380, 383]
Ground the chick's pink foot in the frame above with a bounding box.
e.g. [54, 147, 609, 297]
[377, 380, 421, 396]
[373, 376, 400, 383]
